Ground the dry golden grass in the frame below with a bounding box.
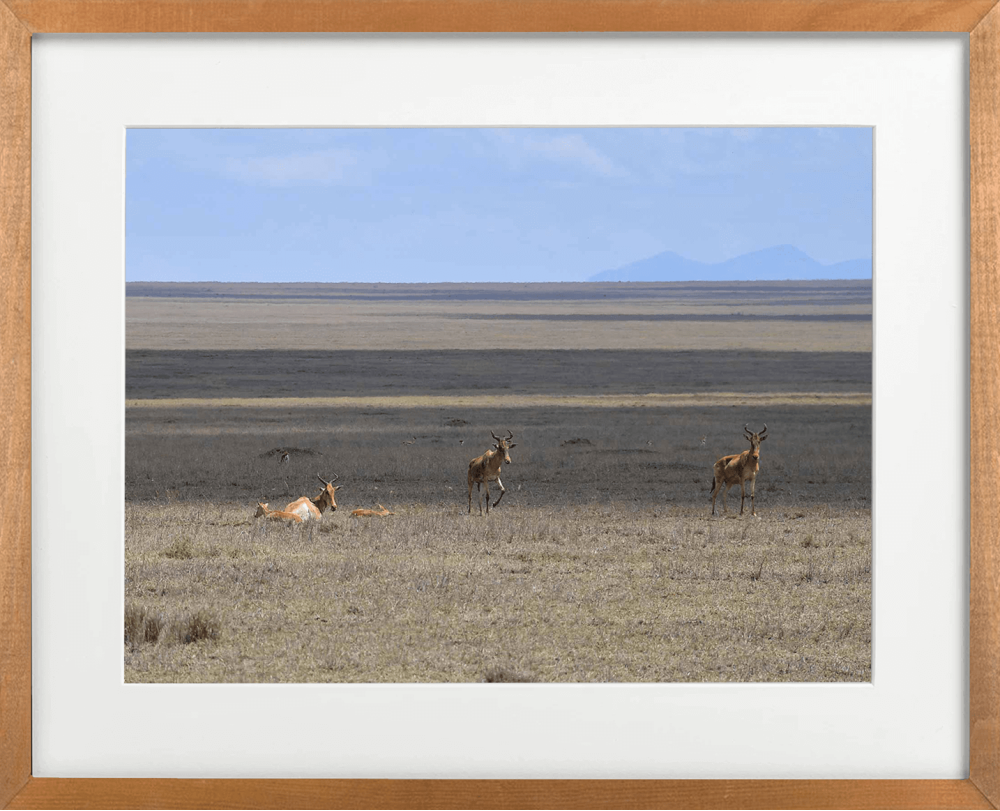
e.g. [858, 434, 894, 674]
[125, 500, 870, 683]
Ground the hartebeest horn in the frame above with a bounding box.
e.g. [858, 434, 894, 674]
[491, 431, 502, 442]
[759, 424, 768, 439]
[317, 474, 339, 486]
[505, 430, 514, 440]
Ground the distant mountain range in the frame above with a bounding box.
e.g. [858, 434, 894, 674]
[589, 244, 871, 282]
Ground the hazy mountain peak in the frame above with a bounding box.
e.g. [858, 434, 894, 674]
[590, 245, 870, 282]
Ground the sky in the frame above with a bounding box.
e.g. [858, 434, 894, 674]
[125, 128, 872, 284]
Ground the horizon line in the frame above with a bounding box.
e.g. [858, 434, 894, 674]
[125, 277, 873, 285]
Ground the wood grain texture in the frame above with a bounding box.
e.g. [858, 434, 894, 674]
[2, 1, 998, 809]
[4, 777, 995, 810]
[5, 0, 999, 33]
[971, 3, 1000, 807]
[0, 1, 31, 808]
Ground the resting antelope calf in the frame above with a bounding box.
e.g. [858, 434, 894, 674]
[254, 502, 304, 524]
[711, 424, 768, 517]
[351, 504, 394, 518]
[285, 474, 342, 522]
[468, 430, 517, 515]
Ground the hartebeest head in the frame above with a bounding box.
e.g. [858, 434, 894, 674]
[491, 430, 516, 464]
[312, 474, 342, 513]
[744, 423, 768, 463]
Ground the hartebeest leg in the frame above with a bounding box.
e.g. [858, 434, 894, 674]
[750, 477, 757, 516]
[482, 481, 490, 514]
[492, 477, 506, 509]
[740, 481, 747, 515]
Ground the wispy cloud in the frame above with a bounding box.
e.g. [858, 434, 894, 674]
[219, 148, 364, 186]
[524, 134, 629, 178]
[494, 131, 630, 179]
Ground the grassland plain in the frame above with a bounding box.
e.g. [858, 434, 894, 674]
[125, 281, 871, 683]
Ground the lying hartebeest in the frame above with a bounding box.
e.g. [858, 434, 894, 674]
[285, 474, 342, 522]
[468, 430, 517, 515]
[711, 424, 767, 517]
[351, 504, 394, 518]
[254, 502, 304, 524]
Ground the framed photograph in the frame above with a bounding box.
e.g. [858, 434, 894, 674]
[2, 2, 998, 808]
[121, 123, 874, 688]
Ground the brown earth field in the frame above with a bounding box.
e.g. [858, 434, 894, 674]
[125, 280, 872, 683]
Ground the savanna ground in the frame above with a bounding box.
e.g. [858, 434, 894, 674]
[125, 280, 871, 683]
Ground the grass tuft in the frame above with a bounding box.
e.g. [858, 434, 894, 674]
[175, 609, 222, 644]
[124, 603, 165, 649]
[163, 537, 195, 559]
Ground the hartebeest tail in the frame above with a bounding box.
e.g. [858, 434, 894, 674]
[351, 504, 394, 517]
[711, 424, 768, 517]
[285, 474, 342, 522]
[468, 430, 517, 515]
[254, 502, 304, 524]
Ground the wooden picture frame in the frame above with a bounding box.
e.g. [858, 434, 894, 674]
[1, 2, 997, 808]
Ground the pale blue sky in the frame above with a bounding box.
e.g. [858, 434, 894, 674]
[125, 128, 872, 283]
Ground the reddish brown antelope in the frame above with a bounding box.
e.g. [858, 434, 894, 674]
[468, 430, 517, 515]
[351, 504, 394, 518]
[285, 474, 342, 522]
[711, 424, 768, 517]
[254, 502, 304, 524]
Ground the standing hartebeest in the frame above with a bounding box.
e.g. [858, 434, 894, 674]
[285, 474, 342, 522]
[711, 424, 768, 517]
[468, 430, 517, 515]
[351, 504, 394, 518]
[254, 502, 304, 524]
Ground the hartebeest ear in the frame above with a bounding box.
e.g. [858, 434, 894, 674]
[758, 434, 767, 442]
[508, 443, 517, 448]
[333, 485, 343, 491]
